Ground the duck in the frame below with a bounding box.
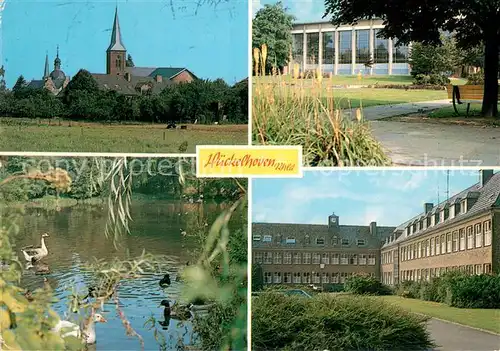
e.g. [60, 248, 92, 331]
[21, 233, 49, 262]
[159, 300, 192, 321]
[82, 285, 115, 312]
[51, 310, 107, 344]
[159, 274, 171, 288]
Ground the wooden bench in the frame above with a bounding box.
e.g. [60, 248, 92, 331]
[446, 84, 500, 116]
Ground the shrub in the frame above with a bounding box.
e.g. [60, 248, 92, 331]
[413, 74, 450, 86]
[252, 293, 435, 351]
[344, 274, 392, 295]
[396, 280, 420, 299]
[418, 279, 440, 302]
[446, 273, 500, 308]
[466, 72, 485, 85]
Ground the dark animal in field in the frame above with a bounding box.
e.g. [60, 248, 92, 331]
[159, 273, 171, 288]
[166, 123, 177, 129]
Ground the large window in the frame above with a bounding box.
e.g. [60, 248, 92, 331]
[283, 252, 292, 264]
[374, 30, 389, 63]
[307, 32, 320, 65]
[312, 253, 321, 264]
[338, 31, 352, 64]
[292, 33, 304, 65]
[356, 30, 370, 64]
[322, 31, 335, 64]
[393, 40, 409, 63]
[273, 252, 282, 264]
[293, 252, 301, 264]
[293, 272, 301, 283]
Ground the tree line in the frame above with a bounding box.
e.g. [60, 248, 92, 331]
[0, 70, 248, 124]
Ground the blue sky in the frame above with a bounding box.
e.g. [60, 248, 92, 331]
[2, 0, 248, 88]
[253, 0, 325, 22]
[252, 170, 486, 227]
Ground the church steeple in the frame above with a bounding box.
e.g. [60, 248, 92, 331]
[54, 45, 61, 70]
[43, 52, 49, 79]
[106, 6, 127, 76]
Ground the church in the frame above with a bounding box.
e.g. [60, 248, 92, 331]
[29, 7, 197, 96]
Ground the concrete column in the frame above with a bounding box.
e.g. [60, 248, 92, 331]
[303, 29, 307, 72]
[318, 28, 323, 74]
[407, 42, 413, 74]
[369, 25, 374, 76]
[388, 37, 393, 75]
[351, 28, 356, 75]
[334, 31, 339, 75]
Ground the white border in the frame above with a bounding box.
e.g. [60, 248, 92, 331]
[0, 152, 196, 158]
[247, 0, 252, 348]
[195, 145, 304, 178]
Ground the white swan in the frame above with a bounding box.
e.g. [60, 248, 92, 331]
[21, 233, 49, 262]
[52, 312, 107, 344]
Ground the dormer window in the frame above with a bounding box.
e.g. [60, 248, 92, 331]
[285, 237, 296, 244]
[440, 210, 445, 223]
[357, 239, 366, 246]
[426, 217, 431, 227]
[262, 235, 272, 242]
[460, 200, 466, 214]
[341, 238, 349, 246]
[332, 236, 339, 245]
[252, 235, 261, 241]
[419, 221, 423, 230]
[305, 235, 311, 244]
[316, 237, 325, 245]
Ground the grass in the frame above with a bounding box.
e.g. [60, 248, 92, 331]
[374, 295, 500, 334]
[256, 74, 415, 86]
[0, 118, 248, 153]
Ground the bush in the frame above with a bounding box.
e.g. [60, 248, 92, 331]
[446, 273, 500, 308]
[466, 72, 485, 85]
[396, 280, 420, 299]
[413, 74, 450, 86]
[252, 293, 435, 351]
[344, 274, 392, 295]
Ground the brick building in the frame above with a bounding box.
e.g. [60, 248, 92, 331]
[253, 170, 499, 288]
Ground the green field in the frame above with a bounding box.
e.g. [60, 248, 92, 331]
[257, 74, 415, 86]
[0, 118, 248, 152]
[373, 295, 500, 334]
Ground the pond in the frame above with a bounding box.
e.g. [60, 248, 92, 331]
[9, 199, 243, 350]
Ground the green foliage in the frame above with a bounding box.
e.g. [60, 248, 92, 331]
[466, 71, 485, 85]
[344, 274, 392, 295]
[409, 36, 458, 78]
[252, 293, 435, 351]
[126, 54, 135, 67]
[12, 75, 28, 98]
[252, 264, 264, 292]
[252, 2, 295, 73]
[413, 74, 450, 86]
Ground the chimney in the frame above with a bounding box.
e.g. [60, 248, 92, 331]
[155, 75, 163, 83]
[480, 170, 494, 187]
[124, 72, 131, 82]
[369, 221, 377, 236]
[424, 203, 433, 214]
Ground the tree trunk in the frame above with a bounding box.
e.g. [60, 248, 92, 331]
[481, 36, 499, 117]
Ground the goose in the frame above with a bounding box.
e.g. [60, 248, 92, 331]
[52, 311, 107, 344]
[160, 300, 192, 321]
[159, 274, 171, 288]
[21, 233, 49, 262]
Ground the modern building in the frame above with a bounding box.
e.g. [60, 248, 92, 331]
[252, 170, 499, 288]
[290, 19, 410, 75]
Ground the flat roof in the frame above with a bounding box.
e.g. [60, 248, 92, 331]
[293, 18, 383, 26]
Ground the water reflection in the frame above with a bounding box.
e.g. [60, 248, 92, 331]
[7, 199, 244, 350]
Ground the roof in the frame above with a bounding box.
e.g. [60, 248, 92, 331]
[126, 67, 197, 80]
[382, 172, 500, 249]
[91, 74, 173, 96]
[252, 222, 395, 250]
[107, 7, 126, 52]
[28, 80, 45, 89]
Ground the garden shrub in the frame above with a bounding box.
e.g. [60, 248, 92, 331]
[413, 74, 450, 86]
[396, 280, 421, 299]
[418, 279, 440, 302]
[446, 274, 500, 308]
[252, 293, 435, 351]
[344, 274, 392, 295]
[466, 72, 485, 85]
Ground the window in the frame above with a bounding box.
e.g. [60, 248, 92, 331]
[283, 252, 292, 264]
[293, 272, 301, 283]
[338, 31, 352, 64]
[303, 253, 311, 264]
[293, 252, 301, 264]
[430, 238, 435, 256]
[286, 237, 296, 244]
[459, 229, 465, 250]
[306, 32, 320, 65]
[292, 33, 304, 65]
[368, 254, 376, 265]
[316, 237, 325, 245]
[393, 42, 408, 63]
[252, 235, 261, 241]
[461, 200, 466, 214]
[312, 253, 321, 264]
[484, 264, 492, 274]
[284, 272, 292, 283]
[264, 272, 272, 283]
[332, 253, 339, 264]
[116, 56, 122, 69]
[357, 239, 366, 246]
[322, 31, 335, 65]
[303, 272, 311, 284]
[356, 29, 370, 64]
[446, 233, 452, 253]
[425, 240, 429, 257]
[441, 234, 446, 253]
[475, 224, 482, 248]
[322, 272, 330, 283]
[452, 231, 458, 252]
[264, 252, 272, 264]
[254, 252, 263, 264]
[484, 220, 492, 246]
[304, 235, 311, 245]
[313, 272, 321, 284]
[273, 252, 282, 264]
[340, 272, 348, 283]
[332, 236, 339, 245]
[417, 242, 422, 258]
[262, 235, 272, 242]
[273, 272, 282, 284]
[467, 226, 474, 249]
[349, 254, 358, 265]
[359, 254, 367, 265]
[321, 253, 329, 264]
[341, 239, 349, 246]
[373, 29, 388, 63]
[332, 272, 339, 283]
[340, 253, 348, 265]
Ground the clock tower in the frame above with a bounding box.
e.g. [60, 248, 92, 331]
[328, 212, 339, 228]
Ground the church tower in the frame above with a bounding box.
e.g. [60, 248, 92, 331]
[43, 53, 49, 80]
[106, 7, 127, 76]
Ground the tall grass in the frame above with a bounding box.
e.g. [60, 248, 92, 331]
[252, 46, 391, 167]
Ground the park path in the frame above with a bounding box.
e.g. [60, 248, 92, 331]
[427, 318, 500, 351]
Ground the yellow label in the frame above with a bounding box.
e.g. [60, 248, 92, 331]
[196, 146, 302, 178]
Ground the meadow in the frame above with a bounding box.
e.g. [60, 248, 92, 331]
[0, 118, 248, 152]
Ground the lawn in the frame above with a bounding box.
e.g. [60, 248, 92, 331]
[373, 295, 500, 334]
[257, 74, 415, 86]
[0, 118, 248, 153]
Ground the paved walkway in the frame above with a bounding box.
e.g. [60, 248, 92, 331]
[428, 318, 500, 351]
